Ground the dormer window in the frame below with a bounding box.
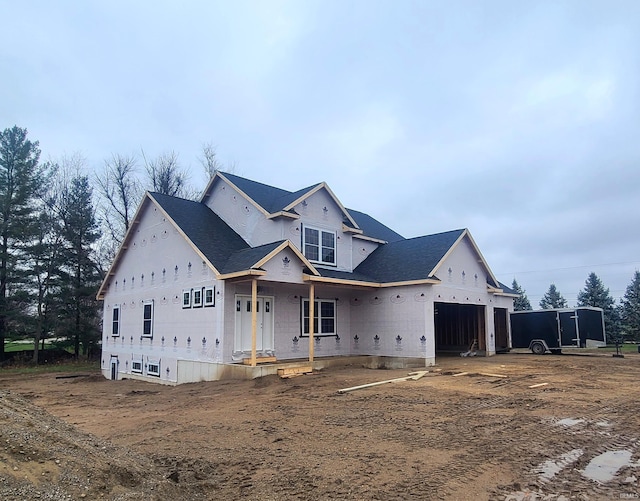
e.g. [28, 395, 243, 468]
[303, 226, 336, 265]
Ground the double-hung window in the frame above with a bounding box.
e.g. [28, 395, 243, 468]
[142, 300, 154, 337]
[303, 226, 336, 265]
[302, 299, 336, 336]
[111, 305, 120, 336]
[193, 288, 203, 308]
[182, 289, 191, 308]
[204, 286, 215, 307]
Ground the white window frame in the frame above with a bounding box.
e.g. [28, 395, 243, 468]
[131, 359, 143, 374]
[111, 305, 120, 337]
[303, 225, 336, 266]
[193, 288, 203, 308]
[142, 300, 154, 338]
[301, 298, 337, 337]
[147, 360, 160, 377]
[182, 289, 191, 309]
[204, 286, 215, 307]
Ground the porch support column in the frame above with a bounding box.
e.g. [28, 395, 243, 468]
[308, 283, 315, 363]
[250, 278, 258, 367]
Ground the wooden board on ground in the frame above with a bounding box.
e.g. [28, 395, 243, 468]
[337, 371, 428, 393]
[278, 366, 313, 378]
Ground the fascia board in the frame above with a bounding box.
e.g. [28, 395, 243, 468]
[266, 211, 300, 220]
[302, 275, 440, 288]
[352, 233, 387, 244]
[218, 269, 267, 280]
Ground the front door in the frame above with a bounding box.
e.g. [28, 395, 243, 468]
[110, 357, 118, 380]
[235, 296, 274, 353]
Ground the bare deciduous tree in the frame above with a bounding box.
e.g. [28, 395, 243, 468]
[199, 141, 223, 179]
[142, 150, 189, 198]
[95, 154, 140, 245]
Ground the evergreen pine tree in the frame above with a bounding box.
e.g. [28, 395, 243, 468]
[511, 279, 532, 311]
[539, 284, 567, 309]
[620, 271, 640, 342]
[58, 176, 102, 358]
[0, 126, 42, 360]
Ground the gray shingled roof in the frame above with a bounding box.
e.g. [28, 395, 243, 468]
[346, 208, 405, 243]
[153, 189, 498, 288]
[222, 172, 320, 214]
[220, 241, 285, 274]
[497, 282, 517, 294]
[150, 192, 250, 272]
[353, 229, 465, 283]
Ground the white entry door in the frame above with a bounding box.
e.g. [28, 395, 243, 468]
[234, 296, 274, 352]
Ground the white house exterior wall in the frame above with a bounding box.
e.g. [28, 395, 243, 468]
[348, 285, 435, 365]
[351, 238, 381, 269]
[100, 203, 223, 384]
[204, 178, 287, 247]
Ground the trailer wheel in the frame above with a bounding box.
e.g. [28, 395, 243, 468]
[531, 341, 546, 355]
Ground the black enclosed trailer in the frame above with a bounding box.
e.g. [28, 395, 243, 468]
[510, 307, 606, 354]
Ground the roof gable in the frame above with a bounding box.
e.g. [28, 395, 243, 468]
[201, 171, 373, 228]
[220, 240, 319, 277]
[97, 192, 250, 299]
[429, 229, 500, 288]
[355, 229, 464, 283]
[149, 192, 250, 272]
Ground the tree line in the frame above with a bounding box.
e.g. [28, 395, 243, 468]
[511, 271, 640, 343]
[4, 125, 638, 363]
[0, 126, 223, 363]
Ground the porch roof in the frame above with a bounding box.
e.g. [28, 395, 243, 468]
[220, 241, 285, 274]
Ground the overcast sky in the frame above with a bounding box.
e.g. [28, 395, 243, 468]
[2, 0, 639, 306]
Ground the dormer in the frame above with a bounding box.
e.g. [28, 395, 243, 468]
[200, 172, 404, 273]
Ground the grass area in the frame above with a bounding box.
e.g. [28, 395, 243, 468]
[595, 343, 640, 354]
[4, 341, 72, 353]
[0, 360, 100, 375]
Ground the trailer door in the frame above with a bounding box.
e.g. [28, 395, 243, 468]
[559, 311, 579, 347]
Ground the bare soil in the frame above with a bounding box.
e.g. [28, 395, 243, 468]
[1, 352, 640, 500]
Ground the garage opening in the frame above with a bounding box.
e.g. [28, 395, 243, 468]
[434, 303, 486, 353]
[494, 308, 509, 353]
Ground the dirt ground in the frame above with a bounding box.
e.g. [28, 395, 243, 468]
[1, 352, 640, 501]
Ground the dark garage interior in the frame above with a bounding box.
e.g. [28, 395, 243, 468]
[434, 302, 486, 353]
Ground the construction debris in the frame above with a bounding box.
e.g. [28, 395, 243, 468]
[278, 366, 313, 378]
[337, 371, 428, 393]
[460, 339, 478, 357]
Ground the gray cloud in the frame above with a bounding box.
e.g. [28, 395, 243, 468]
[2, 0, 639, 304]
